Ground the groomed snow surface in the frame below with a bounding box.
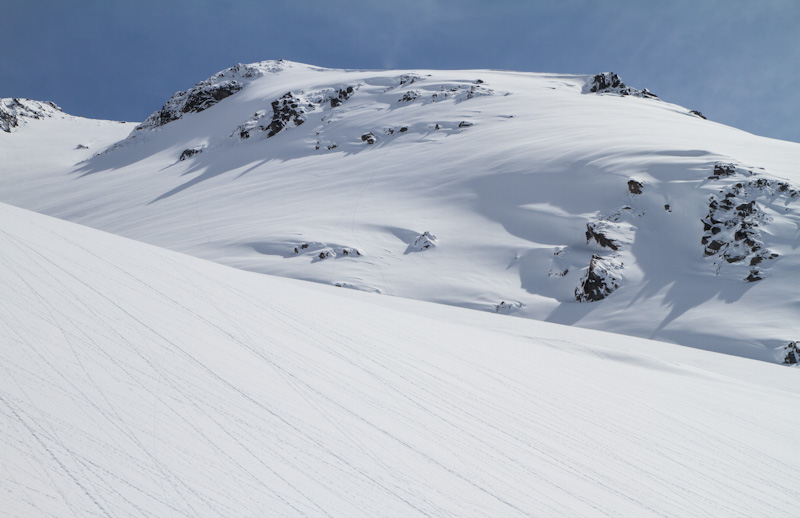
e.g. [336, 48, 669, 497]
[2, 203, 799, 517]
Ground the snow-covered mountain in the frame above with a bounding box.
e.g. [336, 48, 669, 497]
[2, 60, 799, 364]
[3, 201, 798, 517]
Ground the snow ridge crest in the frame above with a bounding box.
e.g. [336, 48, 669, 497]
[1, 98, 62, 132]
[134, 59, 290, 132]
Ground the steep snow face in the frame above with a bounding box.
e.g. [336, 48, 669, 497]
[0, 98, 62, 132]
[2, 202, 799, 517]
[2, 61, 800, 364]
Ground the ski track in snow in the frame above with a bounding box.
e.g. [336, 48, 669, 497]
[1, 203, 798, 517]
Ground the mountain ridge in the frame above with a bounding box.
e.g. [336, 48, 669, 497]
[2, 60, 798, 364]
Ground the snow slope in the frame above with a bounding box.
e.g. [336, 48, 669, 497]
[2, 201, 799, 517]
[1, 60, 799, 363]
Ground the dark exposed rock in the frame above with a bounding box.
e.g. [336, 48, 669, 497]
[627, 180, 643, 194]
[75, 144, 89, 150]
[411, 231, 438, 251]
[585, 222, 620, 251]
[179, 147, 203, 161]
[584, 73, 658, 98]
[701, 166, 797, 279]
[575, 255, 621, 302]
[458, 121, 474, 128]
[494, 301, 523, 313]
[397, 74, 423, 87]
[293, 242, 362, 259]
[361, 132, 377, 144]
[708, 163, 736, 179]
[329, 86, 354, 107]
[143, 81, 244, 129]
[133, 61, 287, 133]
[690, 110, 707, 119]
[398, 91, 419, 103]
[398, 126, 408, 132]
[745, 269, 763, 282]
[266, 92, 311, 137]
[784, 342, 799, 364]
[1, 98, 62, 132]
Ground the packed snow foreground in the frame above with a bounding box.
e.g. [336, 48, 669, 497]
[2, 202, 799, 517]
[1, 60, 799, 515]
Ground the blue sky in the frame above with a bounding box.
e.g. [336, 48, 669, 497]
[2, 0, 799, 142]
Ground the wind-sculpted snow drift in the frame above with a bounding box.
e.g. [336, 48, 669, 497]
[2, 202, 799, 517]
[1, 60, 799, 364]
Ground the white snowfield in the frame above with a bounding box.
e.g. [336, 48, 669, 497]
[2, 202, 798, 517]
[1, 61, 800, 363]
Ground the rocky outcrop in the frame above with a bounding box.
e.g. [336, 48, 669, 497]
[329, 86, 354, 107]
[575, 255, 622, 302]
[179, 147, 204, 161]
[708, 163, 736, 179]
[411, 231, 438, 251]
[784, 342, 799, 364]
[586, 221, 623, 251]
[134, 60, 288, 132]
[233, 87, 357, 141]
[494, 301, 523, 313]
[627, 180, 643, 194]
[139, 81, 244, 130]
[292, 242, 362, 260]
[1, 98, 62, 132]
[701, 164, 797, 280]
[690, 110, 707, 120]
[583, 73, 657, 99]
[398, 91, 420, 103]
[265, 92, 312, 137]
[361, 132, 377, 144]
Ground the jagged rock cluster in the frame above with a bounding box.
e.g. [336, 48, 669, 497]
[583, 72, 658, 99]
[784, 342, 799, 364]
[135, 60, 287, 132]
[141, 81, 244, 130]
[701, 163, 797, 281]
[574, 181, 643, 302]
[292, 242, 362, 261]
[1, 98, 61, 132]
[179, 147, 204, 161]
[575, 255, 623, 302]
[235, 87, 355, 141]
[411, 231, 438, 251]
[494, 301, 523, 313]
[395, 76, 495, 104]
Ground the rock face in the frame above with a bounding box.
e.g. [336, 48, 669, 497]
[701, 163, 797, 280]
[292, 242, 362, 261]
[627, 180, 643, 194]
[233, 87, 357, 141]
[494, 301, 523, 313]
[179, 147, 204, 161]
[583, 73, 658, 99]
[411, 231, 438, 251]
[265, 92, 312, 137]
[134, 60, 287, 132]
[690, 110, 707, 120]
[1, 98, 61, 132]
[575, 255, 622, 302]
[784, 342, 799, 364]
[139, 81, 244, 130]
[585, 221, 622, 251]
